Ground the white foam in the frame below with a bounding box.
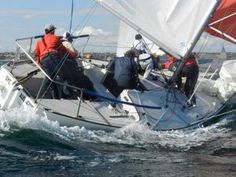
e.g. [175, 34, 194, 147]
[69, 120, 231, 151]
[0, 106, 232, 151]
[53, 154, 77, 161]
[0, 106, 75, 140]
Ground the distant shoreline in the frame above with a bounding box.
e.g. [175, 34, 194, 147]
[0, 52, 116, 61]
[0, 52, 15, 60]
[0, 51, 235, 61]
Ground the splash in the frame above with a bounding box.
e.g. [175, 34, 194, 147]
[69, 120, 232, 151]
[0, 106, 233, 151]
[0, 107, 75, 140]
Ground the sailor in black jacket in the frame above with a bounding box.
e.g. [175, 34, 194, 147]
[103, 50, 139, 97]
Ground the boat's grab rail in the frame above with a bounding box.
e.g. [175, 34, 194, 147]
[15, 40, 85, 93]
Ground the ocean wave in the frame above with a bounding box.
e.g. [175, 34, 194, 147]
[0, 107, 234, 151]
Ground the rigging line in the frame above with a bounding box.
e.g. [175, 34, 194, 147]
[209, 12, 236, 26]
[209, 3, 235, 29]
[71, 3, 98, 35]
[187, 64, 211, 104]
[202, 108, 236, 121]
[197, 33, 211, 57]
[69, 0, 74, 33]
[209, 26, 236, 43]
[86, 101, 112, 126]
[40, 52, 70, 98]
[208, 7, 236, 41]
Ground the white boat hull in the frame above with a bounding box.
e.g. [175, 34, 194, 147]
[0, 61, 235, 131]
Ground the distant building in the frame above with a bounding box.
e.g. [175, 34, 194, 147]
[218, 45, 227, 60]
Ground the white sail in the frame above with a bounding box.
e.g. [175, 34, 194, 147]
[116, 21, 165, 57]
[95, 0, 220, 59]
[116, 21, 136, 57]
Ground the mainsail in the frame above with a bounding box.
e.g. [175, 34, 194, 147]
[207, 0, 236, 44]
[95, 0, 220, 59]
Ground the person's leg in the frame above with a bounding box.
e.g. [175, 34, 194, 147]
[176, 75, 182, 90]
[184, 64, 199, 102]
[58, 59, 76, 97]
[41, 55, 60, 99]
[63, 59, 96, 99]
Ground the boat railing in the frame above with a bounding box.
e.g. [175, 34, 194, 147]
[188, 65, 212, 104]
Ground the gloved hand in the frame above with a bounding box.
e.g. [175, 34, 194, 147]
[169, 63, 177, 72]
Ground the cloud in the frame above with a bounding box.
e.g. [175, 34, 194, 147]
[72, 26, 117, 53]
[74, 26, 112, 36]
[23, 14, 34, 19]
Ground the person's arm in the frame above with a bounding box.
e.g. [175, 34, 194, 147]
[58, 43, 77, 59]
[63, 41, 78, 55]
[106, 58, 115, 73]
[131, 58, 139, 85]
[162, 56, 177, 69]
[34, 41, 41, 64]
[141, 41, 149, 54]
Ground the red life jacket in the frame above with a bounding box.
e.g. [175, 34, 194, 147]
[162, 55, 177, 69]
[35, 33, 77, 64]
[162, 55, 197, 70]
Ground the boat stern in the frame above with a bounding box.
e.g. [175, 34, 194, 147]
[0, 67, 36, 110]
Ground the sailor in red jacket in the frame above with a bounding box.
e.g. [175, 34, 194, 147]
[162, 55, 177, 70]
[162, 53, 199, 106]
[34, 24, 77, 99]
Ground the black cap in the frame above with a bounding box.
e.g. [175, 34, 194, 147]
[135, 34, 142, 40]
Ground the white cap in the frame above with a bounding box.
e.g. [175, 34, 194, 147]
[63, 31, 72, 40]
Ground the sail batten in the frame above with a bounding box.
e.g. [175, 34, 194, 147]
[95, 0, 220, 58]
[207, 0, 236, 44]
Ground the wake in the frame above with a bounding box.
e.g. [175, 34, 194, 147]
[0, 107, 233, 151]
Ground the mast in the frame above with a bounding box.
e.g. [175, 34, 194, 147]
[69, 0, 74, 33]
[170, 0, 222, 85]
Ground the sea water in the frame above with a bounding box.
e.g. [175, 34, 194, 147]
[0, 107, 235, 177]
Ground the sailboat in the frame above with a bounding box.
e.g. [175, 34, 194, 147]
[0, 0, 235, 131]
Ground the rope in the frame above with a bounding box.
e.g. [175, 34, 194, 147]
[72, 3, 98, 35]
[83, 89, 161, 110]
[40, 52, 70, 98]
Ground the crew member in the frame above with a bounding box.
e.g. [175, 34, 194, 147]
[162, 53, 199, 106]
[61, 31, 96, 100]
[132, 34, 154, 80]
[34, 24, 77, 99]
[103, 49, 139, 98]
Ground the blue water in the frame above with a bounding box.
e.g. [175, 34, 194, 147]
[0, 107, 235, 177]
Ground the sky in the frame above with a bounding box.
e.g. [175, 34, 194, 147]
[0, 0, 120, 53]
[0, 0, 236, 53]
